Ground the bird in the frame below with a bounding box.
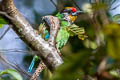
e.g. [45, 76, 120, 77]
[55, 7, 85, 49]
[28, 7, 85, 72]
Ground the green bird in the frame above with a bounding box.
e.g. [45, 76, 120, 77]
[55, 7, 86, 49]
[28, 7, 86, 72]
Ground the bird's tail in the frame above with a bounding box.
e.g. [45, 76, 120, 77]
[28, 56, 38, 72]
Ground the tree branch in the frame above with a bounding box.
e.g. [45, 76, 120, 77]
[0, 0, 63, 72]
[42, 16, 60, 47]
[95, 0, 110, 26]
[0, 11, 15, 20]
[50, 0, 57, 9]
[29, 16, 61, 79]
[30, 61, 46, 80]
[71, 0, 82, 11]
[0, 26, 10, 40]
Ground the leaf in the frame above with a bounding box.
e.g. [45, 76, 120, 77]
[110, 70, 120, 78]
[0, 69, 23, 80]
[0, 16, 8, 24]
[104, 23, 120, 59]
[83, 39, 97, 49]
[0, 16, 8, 28]
[104, 23, 120, 36]
[0, 24, 4, 28]
[92, 3, 107, 10]
[107, 38, 120, 59]
[112, 14, 120, 23]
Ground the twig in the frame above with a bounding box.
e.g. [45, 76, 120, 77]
[95, 0, 102, 3]
[89, 0, 92, 3]
[70, 0, 82, 11]
[42, 16, 60, 47]
[30, 61, 46, 80]
[0, 26, 10, 40]
[30, 16, 60, 80]
[97, 57, 108, 75]
[110, 0, 117, 6]
[110, 4, 120, 10]
[0, 11, 15, 21]
[50, 0, 57, 9]
[97, 57, 113, 79]
[0, 52, 31, 77]
[0, 11, 15, 40]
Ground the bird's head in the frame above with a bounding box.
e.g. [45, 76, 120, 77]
[62, 7, 84, 22]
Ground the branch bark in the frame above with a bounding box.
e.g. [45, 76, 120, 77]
[0, 0, 63, 72]
[29, 16, 61, 80]
[42, 16, 60, 47]
[30, 61, 45, 80]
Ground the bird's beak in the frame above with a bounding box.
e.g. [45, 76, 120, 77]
[72, 11, 84, 16]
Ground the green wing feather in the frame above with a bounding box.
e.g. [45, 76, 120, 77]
[56, 26, 70, 49]
[56, 19, 71, 49]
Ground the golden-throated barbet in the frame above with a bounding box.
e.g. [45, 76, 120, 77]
[28, 7, 86, 73]
[55, 7, 85, 49]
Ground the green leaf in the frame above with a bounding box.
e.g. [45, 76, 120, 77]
[0, 16, 8, 28]
[112, 14, 120, 23]
[92, 3, 107, 10]
[104, 23, 120, 59]
[0, 24, 4, 28]
[0, 69, 23, 80]
[84, 39, 97, 49]
[0, 16, 8, 24]
[110, 70, 120, 78]
[107, 38, 120, 59]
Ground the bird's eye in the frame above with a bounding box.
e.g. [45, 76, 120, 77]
[72, 8, 77, 12]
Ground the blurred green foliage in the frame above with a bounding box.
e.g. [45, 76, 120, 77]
[104, 23, 120, 59]
[49, 0, 120, 80]
[0, 16, 8, 28]
[112, 14, 120, 23]
[0, 69, 23, 80]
